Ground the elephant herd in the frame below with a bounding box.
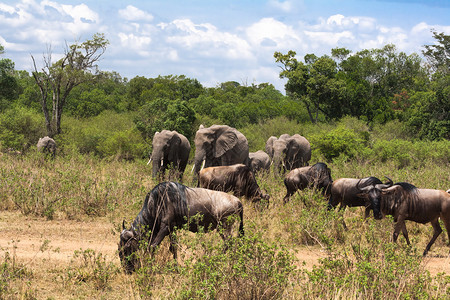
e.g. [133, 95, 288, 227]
[131, 124, 450, 268]
[149, 124, 312, 182]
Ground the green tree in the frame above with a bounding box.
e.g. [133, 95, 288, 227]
[0, 44, 20, 111]
[422, 31, 450, 75]
[134, 98, 196, 142]
[274, 51, 344, 123]
[31, 33, 109, 137]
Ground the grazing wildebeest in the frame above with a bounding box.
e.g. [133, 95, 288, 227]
[118, 182, 244, 273]
[329, 176, 393, 228]
[375, 182, 450, 256]
[198, 164, 270, 203]
[283, 162, 333, 203]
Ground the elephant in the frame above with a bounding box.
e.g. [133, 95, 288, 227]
[37, 136, 56, 158]
[272, 134, 311, 175]
[148, 130, 190, 182]
[193, 125, 249, 182]
[248, 150, 271, 173]
[265, 134, 290, 159]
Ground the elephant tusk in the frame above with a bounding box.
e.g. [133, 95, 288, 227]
[200, 160, 205, 171]
[191, 164, 195, 173]
[147, 158, 152, 165]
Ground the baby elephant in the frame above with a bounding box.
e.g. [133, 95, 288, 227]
[37, 136, 56, 158]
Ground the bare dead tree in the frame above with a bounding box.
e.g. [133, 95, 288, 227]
[31, 33, 109, 137]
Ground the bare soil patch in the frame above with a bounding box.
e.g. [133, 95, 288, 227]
[1, 210, 449, 298]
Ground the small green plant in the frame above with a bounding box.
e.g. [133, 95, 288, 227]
[300, 221, 450, 299]
[177, 222, 297, 299]
[0, 247, 34, 298]
[63, 248, 118, 290]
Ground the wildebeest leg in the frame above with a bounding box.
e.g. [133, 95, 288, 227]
[442, 215, 450, 254]
[218, 219, 234, 251]
[363, 206, 371, 220]
[169, 233, 178, 260]
[423, 219, 443, 256]
[150, 224, 170, 248]
[393, 217, 406, 243]
[338, 204, 348, 230]
[400, 222, 410, 245]
[283, 178, 296, 204]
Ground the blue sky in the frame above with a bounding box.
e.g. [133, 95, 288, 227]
[0, 0, 449, 92]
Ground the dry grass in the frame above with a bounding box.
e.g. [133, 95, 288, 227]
[0, 152, 449, 299]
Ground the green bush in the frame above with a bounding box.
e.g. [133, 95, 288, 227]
[61, 111, 147, 159]
[176, 224, 296, 299]
[311, 126, 368, 161]
[0, 106, 44, 151]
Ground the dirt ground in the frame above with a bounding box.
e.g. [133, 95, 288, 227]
[1, 211, 449, 298]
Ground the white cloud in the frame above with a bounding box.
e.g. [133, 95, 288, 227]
[118, 5, 153, 22]
[118, 32, 152, 56]
[165, 19, 253, 60]
[246, 18, 302, 50]
[268, 0, 293, 12]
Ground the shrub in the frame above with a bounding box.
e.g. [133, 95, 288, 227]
[300, 221, 450, 299]
[177, 224, 296, 299]
[62, 248, 119, 290]
[61, 111, 147, 159]
[0, 247, 34, 298]
[311, 126, 368, 161]
[0, 106, 44, 151]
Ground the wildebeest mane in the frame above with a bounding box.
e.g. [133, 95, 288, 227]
[394, 182, 419, 202]
[131, 182, 190, 238]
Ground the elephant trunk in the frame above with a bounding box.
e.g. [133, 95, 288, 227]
[272, 151, 284, 175]
[151, 153, 163, 178]
[193, 149, 206, 176]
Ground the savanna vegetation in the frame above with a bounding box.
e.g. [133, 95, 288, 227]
[0, 32, 449, 299]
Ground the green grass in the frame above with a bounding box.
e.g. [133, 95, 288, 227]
[0, 137, 449, 299]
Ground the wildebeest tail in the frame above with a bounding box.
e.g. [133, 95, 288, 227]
[238, 201, 244, 236]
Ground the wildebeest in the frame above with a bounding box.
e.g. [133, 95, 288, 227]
[198, 164, 270, 203]
[283, 162, 333, 203]
[375, 182, 450, 256]
[118, 181, 244, 273]
[329, 176, 393, 228]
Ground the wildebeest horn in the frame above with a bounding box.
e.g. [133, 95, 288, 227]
[356, 178, 372, 192]
[122, 220, 126, 231]
[375, 176, 393, 190]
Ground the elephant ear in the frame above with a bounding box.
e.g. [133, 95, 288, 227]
[168, 134, 181, 161]
[214, 131, 238, 158]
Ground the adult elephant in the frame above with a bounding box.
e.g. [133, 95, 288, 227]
[37, 136, 56, 158]
[272, 134, 311, 175]
[193, 125, 249, 182]
[265, 134, 290, 160]
[148, 130, 190, 182]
